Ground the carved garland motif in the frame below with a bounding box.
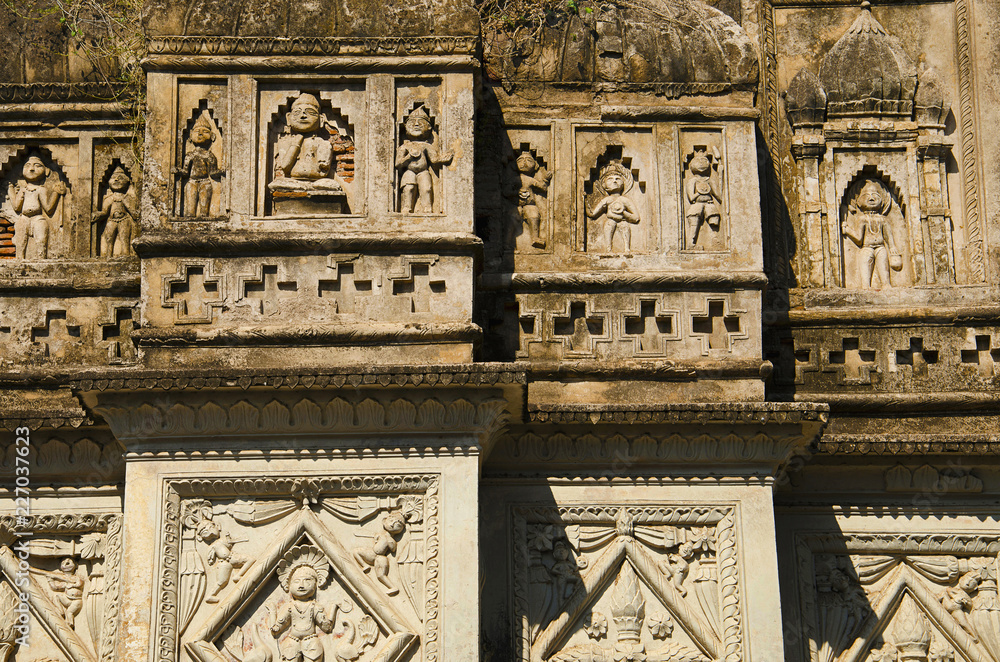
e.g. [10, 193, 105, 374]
[154, 475, 440, 662]
[512, 505, 744, 662]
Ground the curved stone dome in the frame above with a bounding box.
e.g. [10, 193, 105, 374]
[819, 1, 915, 118]
[492, 0, 758, 88]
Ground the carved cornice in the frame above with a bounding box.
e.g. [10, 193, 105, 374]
[818, 434, 1000, 456]
[146, 35, 478, 56]
[0, 435, 124, 480]
[526, 402, 828, 426]
[526, 359, 767, 381]
[480, 271, 768, 292]
[0, 83, 130, 104]
[93, 391, 510, 443]
[0, 259, 139, 295]
[142, 55, 478, 72]
[134, 322, 481, 346]
[67, 363, 526, 391]
[166, 473, 437, 497]
[0, 513, 118, 533]
[796, 532, 1000, 555]
[133, 231, 482, 256]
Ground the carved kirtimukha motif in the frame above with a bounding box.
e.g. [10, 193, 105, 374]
[92, 166, 137, 258]
[270, 93, 349, 215]
[396, 105, 452, 214]
[841, 179, 902, 290]
[510, 151, 552, 249]
[684, 147, 724, 250]
[3, 155, 67, 260]
[175, 114, 225, 218]
[586, 161, 640, 253]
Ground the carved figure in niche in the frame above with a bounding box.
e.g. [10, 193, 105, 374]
[513, 151, 551, 248]
[353, 512, 405, 595]
[586, 161, 640, 252]
[271, 94, 342, 194]
[31, 558, 84, 627]
[92, 166, 137, 257]
[549, 542, 578, 604]
[174, 115, 224, 217]
[396, 105, 453, 213]
[197, 519, 250, 603]
[939, 570, 980, 638]
[685, 147, 724, 247]
[6, 155, 66, 260]
[842, 179, 903, 289]
[272, 546, 334, 662]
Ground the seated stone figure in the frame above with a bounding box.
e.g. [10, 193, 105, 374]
[270, 93, 343, 193]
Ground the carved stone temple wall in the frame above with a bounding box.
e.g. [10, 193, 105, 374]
[1, 0, 1000, 661]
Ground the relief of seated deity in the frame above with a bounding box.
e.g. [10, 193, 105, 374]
[269, 93, 350, 214]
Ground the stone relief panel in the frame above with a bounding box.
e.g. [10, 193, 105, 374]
[0, 514, 123, 662]
[0, 148, 72, 261]
[395, 81, 451, 215]
[157, 476, 437, 662]
[148, 254, 469, 327]
[767, 326, 1000, 393]
[513, 506, 742, 662]
[578, 134, 651, 254]
[174, 81, 228, 220]
[514, 291, 754, 362]
[770, 1, 978, 288]
[0, 298, 139, 367]
[258, 84, 363, 217]
[91, 142, 139, 259]
[503, 130, 554, 254]
[792, 533, 1000, 662]
[680, 129, 727, 252]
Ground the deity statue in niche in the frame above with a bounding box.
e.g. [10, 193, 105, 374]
[270, 93, 349, 215]
[586, 161, 640, 252]
[512, 151, 551, 249]
[396, 105, 453, 214]
[92, 166, 137, 257]
[174, 114, 224, 217]
[841, 178, 903, 289]
[684, 146, 724, 248]
[4, 154, 66, 260]
[272, 545, 335, 662]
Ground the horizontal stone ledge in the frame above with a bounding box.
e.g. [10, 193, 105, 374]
[600, 105, 760, 121]
[817, 434, 1000, 455]
[0, 259, 139, 294]
[777, 304, 1000, 326]
[142, 54, 479, 72]
[794, 391, 1000, 411]
[134, 231, 482, 256]
[134, 321, 481, 346]
[0, 82, 131, 103]
[526, 358, 769, 381]
[526, 401, 829, 425]
[480, 271, 768, 291]
[146, 36, 479, 57]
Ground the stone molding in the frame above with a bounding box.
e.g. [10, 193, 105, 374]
[133, 232, 483, 257]
[146, 36, 478, 56]
[134, 322, 481, 346]
[479, 271, 769, 292]
[93, 391, 510, 442]
[0, 83, 130, 103]
[0, 434, 123, 481]
[818, 434, 1000, 455]
[0, 260, 139, 294]
[526, 403, 828, 426]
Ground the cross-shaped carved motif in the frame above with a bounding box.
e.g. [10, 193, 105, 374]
[319, 260, 372, 314]
[0, 319, 12, 361]
[98, 306, 137, 364]
[515, 300, 545, 359]
[825, 337, 877, 383]
[162, 263, 225, 324]
[621, 300, 677, 356]
[690, 299, 746, 353]
[31, 310, 81, 359]
[766, 337, 819, 385]
[961, 335, 1000, 379]
[552, 301, 608, 355]
[390, 262, 446, 313]
[895, 337, 938, 378]
[239, 265, 299, 315]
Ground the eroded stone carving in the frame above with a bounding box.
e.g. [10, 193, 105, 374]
[33, 557, 85, 627]
[841, 179, 902, 290]
[175, 113, 225, 218]
[92, 166, 137, 258]
[353, 512, 405, 596]
[684, 147, 724, 249]
[586, 161, 640, 253]
[396, 105, 452, 214]
[509, 150, 551, 249]
[4, 154, 67, 260]
[272, 545, 335, 662]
